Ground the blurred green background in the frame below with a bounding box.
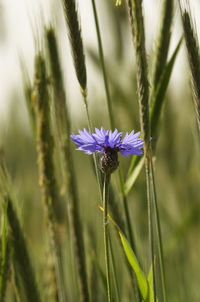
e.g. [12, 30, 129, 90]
[0, 0, 200, 301]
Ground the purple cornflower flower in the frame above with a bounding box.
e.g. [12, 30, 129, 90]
[71, 127, 144, 174]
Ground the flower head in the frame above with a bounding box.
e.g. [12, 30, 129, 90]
[71, 127, 144, 174]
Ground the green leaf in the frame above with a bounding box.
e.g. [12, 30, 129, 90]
[125, 157, 144, 195]
[99, 206, 159, 302]
[119, 230, 149, 301]
[125, 38, 183, 195]
[150, 37, 183, 136]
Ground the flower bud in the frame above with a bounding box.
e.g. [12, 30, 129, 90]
[100, 148, 119, 174]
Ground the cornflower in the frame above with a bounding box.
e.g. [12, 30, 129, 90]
[71, 127, 144, 174]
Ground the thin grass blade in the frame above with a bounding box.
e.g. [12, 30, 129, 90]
[119, 231, 148, 301]
[125, 38, 182, 194]
[150, 38, 183, 137]
[151, 0, 174, 92]
[0, 200, 9, 302]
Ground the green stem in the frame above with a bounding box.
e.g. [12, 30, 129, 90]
[91, 0, 114, 130]
[0, 200, 9, 302]
[146, 158, 156, 302]
[150, 158, 168, 302]
[84, 94, 103, 197]
[108, 234, 121, 302]
[103, 173, 111, 302]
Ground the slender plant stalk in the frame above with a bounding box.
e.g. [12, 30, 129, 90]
[0, 200, 9, 302]
[179, 4, 200, 134]
[45, 27, 90, 302]
[151, 0, 174, 93]
[91, 0, 114, 129]
[108, 234, 121, 302]
[150, 158, 168, 302]
[33, 52, 64, 302]
[125, 1, 157, 301]
[103, 173, 111, 302]
[11, 262, 22, 302]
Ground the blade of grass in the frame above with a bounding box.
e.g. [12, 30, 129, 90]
[119, 231, 149, 301]
[150, 38, 183, 137]
[99, 206, 158, 302]
[125, 157, 144, 195]
[151, 0, 174, 93]
[125, 38, 183, 195]
[108, 210, 155, 302]
[0, 200, 9, 302]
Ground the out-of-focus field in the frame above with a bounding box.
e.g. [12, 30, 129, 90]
[0, 1, 200, 301]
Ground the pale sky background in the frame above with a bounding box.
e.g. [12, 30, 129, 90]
[0, 0, 200, 125]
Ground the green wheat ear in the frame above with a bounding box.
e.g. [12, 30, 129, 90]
[179, 3, 200, 133]
[0, 152, 41, 302]
[45, 26, 90, 302]
[6, 197, 42, 302]
[61, 0, 87, 96]
[33, 51, 65, 302]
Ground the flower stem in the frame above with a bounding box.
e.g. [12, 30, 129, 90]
[91, 0, 114, 130]
[150, 158, 168, 302]
[103, 173, 111, 302]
